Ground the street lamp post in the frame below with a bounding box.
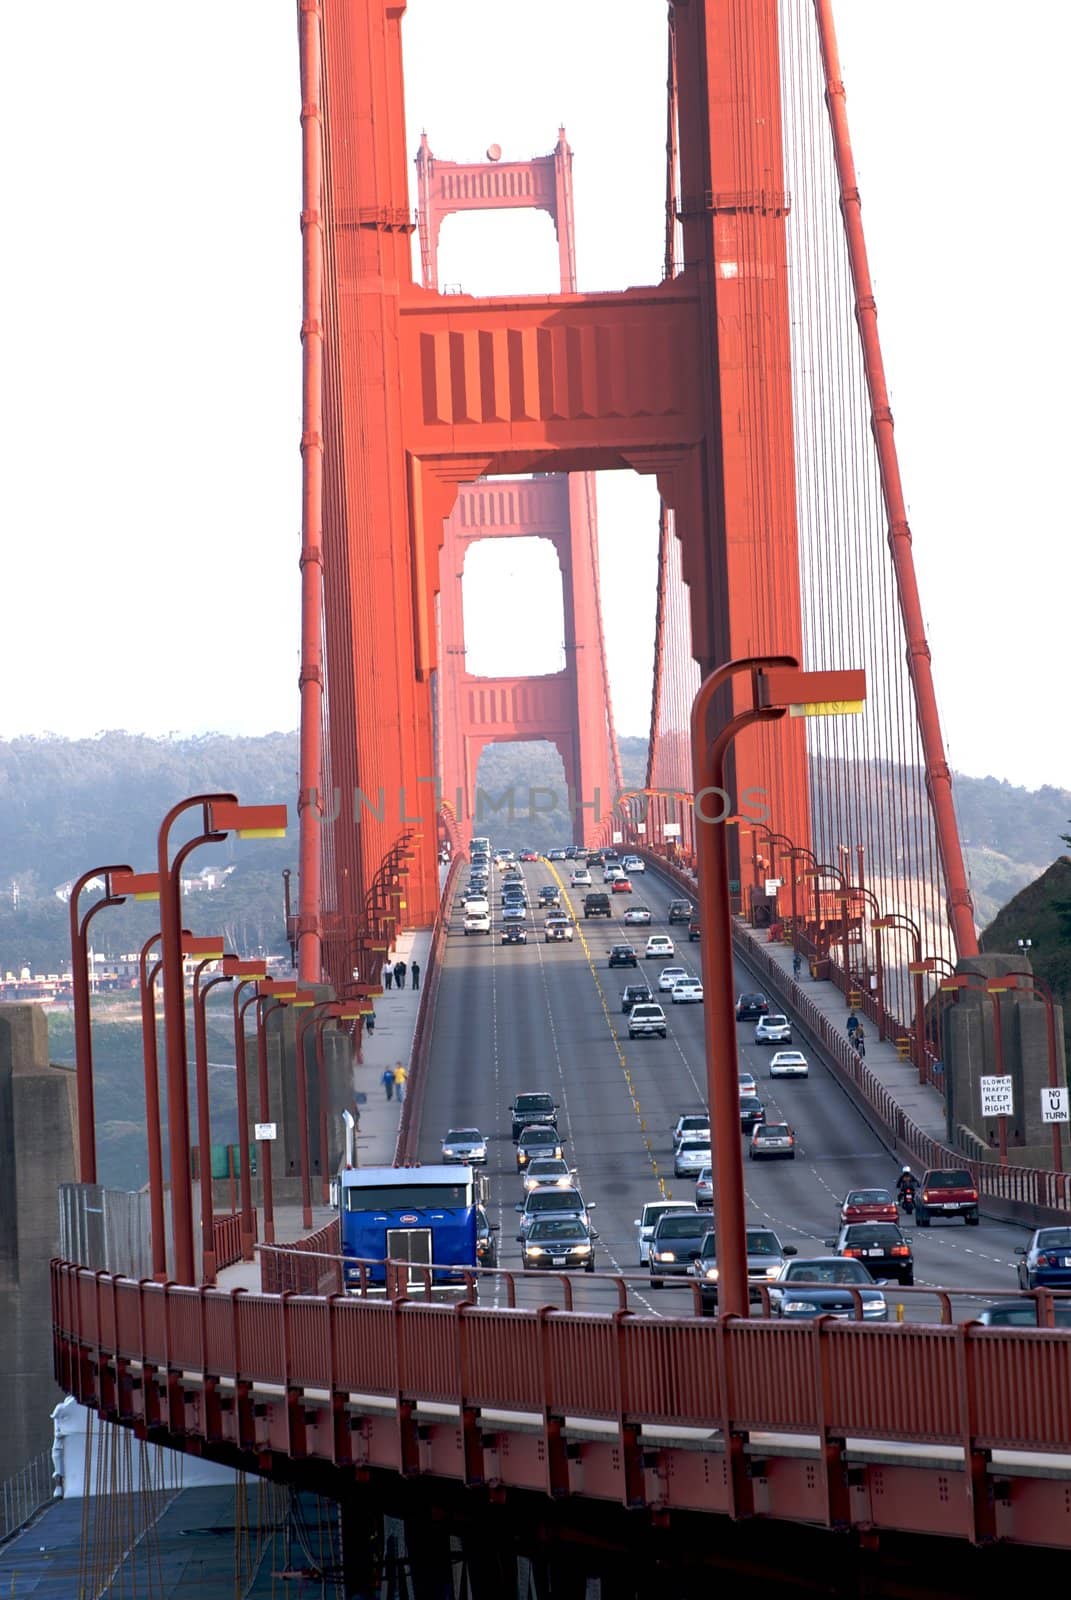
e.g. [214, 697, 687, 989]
[191, 948, 232, 1284]
[224, 960, 268, 1261]
[156, 794, 288, 1284]
[872, 913, 928, 1079]
[68, 864, 135, 1182]
[691, 656, 866, 1318]
[253, 981, 298, 1244]
[293, 993, 325, 1228]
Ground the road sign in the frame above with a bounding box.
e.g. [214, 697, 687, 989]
[663, 822, 681, 838]
[612, 830, 623, 843]
[764, 877, 782, 895]
[1041, 1087, 1070, 1125]
[979, 1076, 1014, 1119]
[254, 1122, 278, 1141]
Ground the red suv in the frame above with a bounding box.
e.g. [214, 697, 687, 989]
[915, 1168, 979, 1227]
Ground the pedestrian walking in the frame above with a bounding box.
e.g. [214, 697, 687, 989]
[394, 959, 407, 990]
[846, 1011, 859, 1038]
[855, 1035, 867, 1059]
[393, 1062, 407, 1103]
[792, 952, 802, 980]
[411, 961, 420, 991]
[381, 1067, 394, 1101]
[365, 1010, 376, 1037]
[383, 963, 394, 992]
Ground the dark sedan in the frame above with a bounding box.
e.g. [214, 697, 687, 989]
[1016, 1227, 1071, 1291]
[739, 1095, 766, 1132]
[475, 1207, 500, 1268]
[649, 1210, 711, 1286]
[735, 992, 769, 1021]
[620, 983, 654, 1013]
[770, 1257, 889, 1320]
[608, 944, 638, 968]
[519, 1217, 598, 1272]
[829, 1222, 914, 1286]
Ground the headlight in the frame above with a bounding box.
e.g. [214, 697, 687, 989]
[765, 1265, 781, 1278]
[526, 1246, 545, 1258]
[573, 1243, 592, 1255]
[518, 1152, 528, 1164]
[782, 1300, 819, 1314]
[704, 1267, 719, 1281]
[863, 1301, 885, 1317]
[656, 1251, 677, 1262]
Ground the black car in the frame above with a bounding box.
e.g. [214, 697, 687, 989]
[519, 1216, 598, 1272]
[510, 1093, 558, 1141]
[828, 1222, 914, 1286]
[608, 944, 638, 968]
[538, 884, 561, 907]
[648, 1210, 711, 1286]
[667, 899, 694, 924]
[621, 983, 654, 1013]
[739, 1095, 766, 1132]
[501, 924, 528, 945]
[584, 893, 611, 918]
[475, 1206, 500, 1268]
[735, 992, 769, 1021]
[688, 917, 701, 942]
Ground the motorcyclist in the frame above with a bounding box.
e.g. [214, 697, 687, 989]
[896, 1166, 917, 1203]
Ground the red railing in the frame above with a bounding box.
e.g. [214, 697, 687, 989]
[395, 851, 466, 1164]
[211, 1211, 249, 1272]
[51, 1258, 1071, 1463]
[641, 851, 1071, 1218]
[259, 1221, 340, 1294]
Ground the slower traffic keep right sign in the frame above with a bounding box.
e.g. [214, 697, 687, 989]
[980, 1075, 1014, 1118]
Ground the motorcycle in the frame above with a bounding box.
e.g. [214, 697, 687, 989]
[898, 1185, 916, 1217]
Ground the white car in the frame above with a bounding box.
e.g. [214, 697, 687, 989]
[623, 856, 645, 874]
[658, 966, 688, 992]
[645, 934, 675, 959]
[738, 1072, 757, 1097]
[463, 910, 491, 934]
[673, 1113, 710, 1150]
[463, 893, 489, 915]
[571, 868, 592, 887]
[623, 905, 651, 925]
[755, 1013, 793, 1045]
[770, 1050, 810, 1079]
[603, 866, 625, 884]
[671, 978, 703, 1004]
[634, 1200, 698, 1265]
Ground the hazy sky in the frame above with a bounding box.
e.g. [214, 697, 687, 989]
[1, 3, 1066, 790]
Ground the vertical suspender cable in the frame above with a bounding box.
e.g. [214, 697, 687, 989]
[812, 0, 977, 957]
[297, 0, 325, 983]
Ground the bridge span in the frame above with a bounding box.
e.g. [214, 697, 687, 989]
[52, 861, 1071, 1592]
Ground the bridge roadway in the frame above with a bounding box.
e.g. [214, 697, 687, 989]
[417, 857, 1029, 1318]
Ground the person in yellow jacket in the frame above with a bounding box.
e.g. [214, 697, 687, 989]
[393, 1062, 407, 1103]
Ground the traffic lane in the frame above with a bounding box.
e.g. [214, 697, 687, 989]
[425, 871, 663, 1306]
[630, 861, 1031, 1303]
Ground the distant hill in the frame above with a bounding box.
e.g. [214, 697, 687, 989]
[0, 733, 1067, 971]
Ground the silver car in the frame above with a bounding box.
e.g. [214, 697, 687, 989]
[440, 1127, 487, 1164]
[635, 1200, 698, 1265]
[694, 1168, 713, 1208]
[674, 1136, 712, 1178]
[755, 1013, 792, 1045]
[515, 1187, 593, 1238]
[689, 1226, 798, 1312]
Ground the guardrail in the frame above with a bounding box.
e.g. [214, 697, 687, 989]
[212, 1211, 249, 1273]
[51, 1258, 1071, 1466]
[394, 851, 466, 1164]
[0, 1448, 53, 1542]
[639, 850, 1071, 1219]
[259, 1224, 341, 1294]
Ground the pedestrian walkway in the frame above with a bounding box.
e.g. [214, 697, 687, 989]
[735, 919, 949, 1143]
[216, 926, 434, 1294]
[356, 924, 433, 1165]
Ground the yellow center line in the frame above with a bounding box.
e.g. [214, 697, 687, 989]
[546, 861, 670, 1200]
